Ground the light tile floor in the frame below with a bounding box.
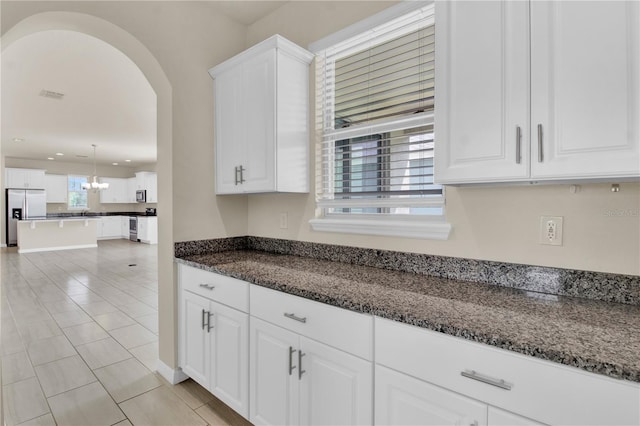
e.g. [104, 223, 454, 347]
[1, 240, 249, 426]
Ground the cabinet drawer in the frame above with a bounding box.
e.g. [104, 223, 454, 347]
[250, 284, 372, 360]
[179, 264, 249, 312]
[375, 317, 639, 426]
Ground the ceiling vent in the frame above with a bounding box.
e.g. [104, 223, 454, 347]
[39, 89, 65, 100]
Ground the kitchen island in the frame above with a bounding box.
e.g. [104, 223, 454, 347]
[17, 217, 99, 253]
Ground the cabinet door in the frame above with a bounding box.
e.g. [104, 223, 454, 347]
[209, 301, 249, 417]
[27, 170, 46, 189]
[44, 174, 68, 203]
[375, 365, 487, 426]
[215, 70, 244, 194]
[241, 49, 276, 193]
[99, 178, 116, 203]
[435, 1, 530, 184]
[101, 218, 121, 238]
[250, 317, 299, 426]
[126, 178, 136, 203]
[531, 1, 640, 180]
[146, 173, 157, 203]
[137, 218, 148, 241]
[5, 168, 29, 188]
[121, 217, 130, 238]
[298, 337, 372, 426]
[488, 407, 546, 426]
[180, 291, 210, 388]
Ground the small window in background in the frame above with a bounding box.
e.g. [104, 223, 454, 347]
[68, 175, 88, 209]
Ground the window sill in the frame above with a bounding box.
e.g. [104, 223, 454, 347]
[309, 217, 452, 240]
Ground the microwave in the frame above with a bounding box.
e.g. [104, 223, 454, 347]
[136, 190, 146, 203]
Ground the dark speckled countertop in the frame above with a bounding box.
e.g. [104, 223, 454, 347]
[176, 248, 640, 384]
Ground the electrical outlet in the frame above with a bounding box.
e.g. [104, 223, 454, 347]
[539, 216, 563, 246]
[279, 212, 288, 229]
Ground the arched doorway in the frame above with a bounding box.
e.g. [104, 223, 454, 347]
[1, 10, 177, 383]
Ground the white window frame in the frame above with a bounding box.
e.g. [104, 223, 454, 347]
[308, 0, 451, 240]
[68, 175, 88, 210]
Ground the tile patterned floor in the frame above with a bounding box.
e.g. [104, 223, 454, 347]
[1, 240, 248, 426]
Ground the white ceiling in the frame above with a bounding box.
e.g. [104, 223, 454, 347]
[1, 1, 287, 168]
[2, 30, 157, 167]
[211, 1, 287, 25]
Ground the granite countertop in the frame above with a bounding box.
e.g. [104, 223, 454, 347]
[176, 249, 640, 383]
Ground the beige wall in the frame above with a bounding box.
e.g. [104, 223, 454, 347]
[245, 1, 640, 276]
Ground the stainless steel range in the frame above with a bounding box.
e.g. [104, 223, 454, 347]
[129, 216, 138, 242]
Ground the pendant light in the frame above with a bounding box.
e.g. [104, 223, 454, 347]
[81, 144, 109, 191]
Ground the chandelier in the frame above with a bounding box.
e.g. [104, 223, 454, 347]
[81, 144, 109, 191]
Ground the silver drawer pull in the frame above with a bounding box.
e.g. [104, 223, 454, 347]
[284, 312, 307, 323]
[461, 370, 512, 391]
[199, 283, 215, 290]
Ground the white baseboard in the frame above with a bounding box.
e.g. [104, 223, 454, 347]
[1, 243, 6, 248]
[18, 244, 98, 254]
[156, 360, 189, 385]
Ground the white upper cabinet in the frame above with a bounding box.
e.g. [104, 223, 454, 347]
[135, 172, 157, 203]
[99, 177, 128, 203]
[209, 35, 313, 194]
[435, 0, 640, 184]
[44, 174, 68, 203]
[530, 1, 640, 180]
[5, 168, 46, 189]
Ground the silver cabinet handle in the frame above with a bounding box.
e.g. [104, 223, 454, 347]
[461, 370, 512, 390]
[288, 346, 297, 375]
[201, 309, 206, 330]
[207, 312, 214, 332]
[234, 165, 246, 185]
[537, 124, 543, 162]
[199, 284, 215, 290]
[298, 351, 306, 380]
[284, 313, 307, 323]
[515, 126, 522, 164]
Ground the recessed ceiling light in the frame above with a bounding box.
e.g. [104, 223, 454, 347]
[112, 162, 119, 166]
[47, 157, 54, 160]
[13, 138, 24, 142]
[125, 159, 132, 163]
[55, 152, 64, 156]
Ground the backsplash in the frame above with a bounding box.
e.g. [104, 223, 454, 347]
[174, 236, 640, 306]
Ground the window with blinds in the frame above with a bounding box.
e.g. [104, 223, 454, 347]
[313, 3, 447, 235]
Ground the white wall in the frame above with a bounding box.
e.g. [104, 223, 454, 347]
[244, 1, 640, 276]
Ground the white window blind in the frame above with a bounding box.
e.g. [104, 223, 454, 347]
[312, 3, 449, 239]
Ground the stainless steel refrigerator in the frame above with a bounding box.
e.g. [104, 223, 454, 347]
[5, 189, 47, 246]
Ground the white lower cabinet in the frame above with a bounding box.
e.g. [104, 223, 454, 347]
[249, 317, 372, 426]
[249, 317, 298, 426]
[178, 265, 249, 417]
[249, 284, 372, 426]
[375, 317, 639, 426]
[97, 217, 122, 240]
[375, 365, 487, 426]
[488, 407, 545, 426]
